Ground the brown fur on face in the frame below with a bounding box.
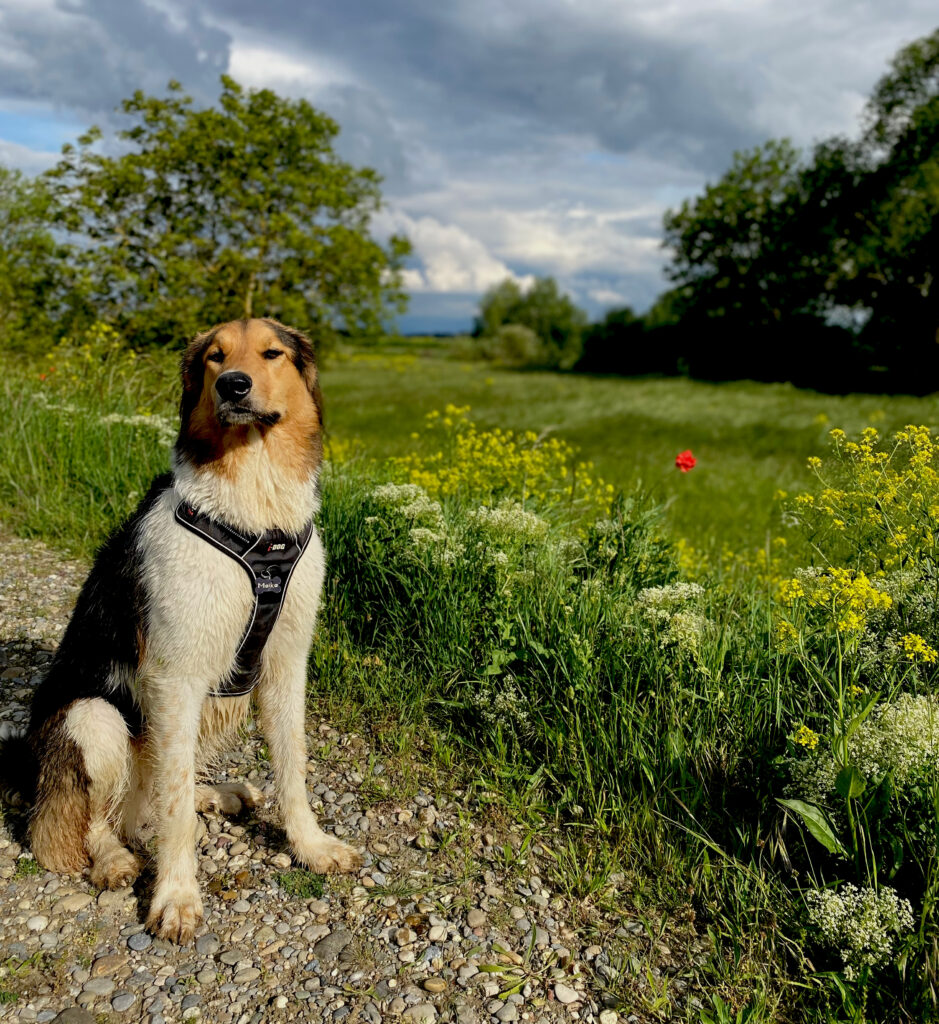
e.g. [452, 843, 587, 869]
[178, 318, 323, 479]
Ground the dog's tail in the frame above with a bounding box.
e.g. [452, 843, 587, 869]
[0, 722, 38, 807]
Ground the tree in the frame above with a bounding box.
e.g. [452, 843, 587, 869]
[474, 276, 588, 369]
[663, 140, 807, 329]
[0, 167, 76, 350]
[47, 77, 410, 347]
[660, 27, 939, 390]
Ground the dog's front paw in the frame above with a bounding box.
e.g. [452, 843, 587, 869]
[146, 886, 204, 945]
[291, 834, 363, 874]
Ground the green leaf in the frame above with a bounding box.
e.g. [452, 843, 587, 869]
[777, 798, 847, 856]
[835, 765, 866, 800]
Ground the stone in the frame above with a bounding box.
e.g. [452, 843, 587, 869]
[553, 983, 580, 1004]
[403, 1004, 437, 1022]
[312, 929, 353, 959]
[54, 893, 94, 914]
[128, 931, 152, 951]
[82, 977, 116, 997]
[233, 967, 260, 984]
[599, 1012, 619, 1024]
[466, 909, 487, 929]
[195, 933, 220, 956]
[51, 1011, 96, 1024]
[111, 993, 136, 1012]
[423, 977, 447, 993]
[496, 1005, 518, 1023]
[27, 915, 50, 931]
[92, 954, 127, 977]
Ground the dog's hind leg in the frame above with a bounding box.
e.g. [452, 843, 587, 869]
[30, 708, 91, 874]
[63, 699, 139, 890]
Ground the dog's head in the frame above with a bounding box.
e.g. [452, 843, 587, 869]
[178, 318, 322, 472]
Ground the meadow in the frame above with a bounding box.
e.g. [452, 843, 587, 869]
[3, 327, 939, 1023]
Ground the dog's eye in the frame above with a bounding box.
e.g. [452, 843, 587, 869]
[207, 350, 225, 364]
[262, 349, 284, 360]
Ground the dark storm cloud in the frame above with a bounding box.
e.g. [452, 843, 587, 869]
[0, 0, 229, 114]
[204, 0, 755, 172]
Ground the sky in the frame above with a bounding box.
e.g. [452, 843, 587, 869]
[0, 1, 937, 333]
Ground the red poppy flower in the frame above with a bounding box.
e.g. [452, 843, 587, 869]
[675, 450, 696, 473]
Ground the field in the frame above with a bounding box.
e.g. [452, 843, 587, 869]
[324, 341, 939, 551]
[3, 331, 939, 1023]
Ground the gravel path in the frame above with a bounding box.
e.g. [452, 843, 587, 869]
[0, 529, 709, 1024]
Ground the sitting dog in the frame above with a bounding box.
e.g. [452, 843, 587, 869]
[16, 318, 360, 943]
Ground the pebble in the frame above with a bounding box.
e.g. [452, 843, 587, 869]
[423, 976, 447, 993]
[233, 967, 261, 984]
[83, 977, 116, 996]
[111, 993, 136, 1012]
[128, 931, 153, 951]
[554, 983, 580, 1004]
[51, 1011, 96, 1024]
[403, 1004, 437, 1022]
[312, 928, 353, 959]
[27, 914, 50, 931]
[195, 933, 220, 955]
[54, 893, 94, 913]
[467, 909, 487, 928]
[599, 1012, 619, 1024]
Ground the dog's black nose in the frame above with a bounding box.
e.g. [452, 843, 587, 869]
[216, 371, 253, 402]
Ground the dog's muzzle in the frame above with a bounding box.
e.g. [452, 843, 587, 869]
[216, 371, 253, 402]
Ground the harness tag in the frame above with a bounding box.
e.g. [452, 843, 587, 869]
[255, 569, 283, 595]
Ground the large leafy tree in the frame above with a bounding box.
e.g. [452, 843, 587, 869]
[47, 76, 410, 347]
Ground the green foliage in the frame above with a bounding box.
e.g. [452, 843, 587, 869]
[473, 276, 588, 369]
[274, 869, 325, 899]
[0, 167, 75, 350]
[45, 76, 410, 347]
[661, 27, 939, 391]
[13, 857, 40, 878]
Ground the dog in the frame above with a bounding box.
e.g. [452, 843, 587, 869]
[8, 317, 361, 944]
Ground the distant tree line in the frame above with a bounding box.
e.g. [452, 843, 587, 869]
[475, 28, 939, 394]
[0, 77, 409, 352]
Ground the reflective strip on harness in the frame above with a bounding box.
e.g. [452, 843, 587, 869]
[174, 501, 315, 697]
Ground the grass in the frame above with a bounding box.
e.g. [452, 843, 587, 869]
[4, 334, 939, 1021]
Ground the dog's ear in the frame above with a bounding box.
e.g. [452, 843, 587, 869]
[179, 326, 219, 423]
[264, 319, 323, 428]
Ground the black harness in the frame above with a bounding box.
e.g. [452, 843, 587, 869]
[175, 501, 315, 697]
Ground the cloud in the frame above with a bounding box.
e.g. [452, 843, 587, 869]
[378, 210, 534, 294]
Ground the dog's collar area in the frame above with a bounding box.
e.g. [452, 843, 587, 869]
[174, 501, 314, 697]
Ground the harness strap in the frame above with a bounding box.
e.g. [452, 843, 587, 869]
[174, 501, 315, 697]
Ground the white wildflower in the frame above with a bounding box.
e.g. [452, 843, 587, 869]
[470, 678, 532, 735]
[466, 501, 548, 544]
[636, 582, 705, 623]
[661, 609, 709, 656]
[787, 694, 939, 805]
[806, 883, 914, 979]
